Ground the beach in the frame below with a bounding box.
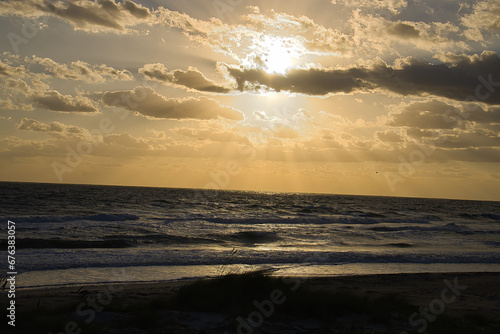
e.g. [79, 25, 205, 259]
[5, 271, 500, 333]
[2, 183, 500, 332]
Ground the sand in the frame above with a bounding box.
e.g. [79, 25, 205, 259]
[5, 271, 500, 333]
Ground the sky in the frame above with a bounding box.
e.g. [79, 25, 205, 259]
[0, 0, 499, 201]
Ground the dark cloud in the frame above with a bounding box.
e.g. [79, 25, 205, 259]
[467, 107, 500, 123]
[123, 0, 149, 18]
[377, 52, 500, 103]
[57, 0, 122, 29]
[101, 87, 244, 120]
[386, 22, 420, 38]
[228, 66, 367, 95]
[0, 0, 151, 32]
[32, 90, 97, 112]
[227, 51, 500, 104]
[139, 64, 231, 93]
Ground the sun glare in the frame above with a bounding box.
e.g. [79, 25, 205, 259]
[264, 36, 296, 74]
[243, 35, 303, 75]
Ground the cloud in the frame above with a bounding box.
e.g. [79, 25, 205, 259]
[0, 59, 25, 77]
[228, 66, 366, 95]
[386, 99, 500, 150]
[175, 128, 250, 144]
[28, 56, 134, 82]
[386, 22, 420, 38]
[238, 9, 353, 55]
[376, 130, 405, 142]
[405, 127, 500, 149]
[101, 87, 244, 120]
[0, 60, 12, 76]
[32, 90, 97, 112]
[331, 0, 408, 14]
[0, 98, 33, 111]
[139, 63, 230, 93]
[433, 130, 500, 149]
[272, 125, 300, 139]
[1, 55, 133, 113]
[157, 6, 352, 62]
[19, 118, 66, 132]
[0, 0, 151, 33]
[462, 0, 500, 41]
[466, 107, 500, 124]
[226, 51, 500, 104]
[388, 100, 464, 129]
[17, 118, 89, 140]
[349, 11, 465, 53]
[103, 133, 150, 149]
[5, 78, 30, 93]
[1, 54, 133, 88]
[389, 99, 500, 131]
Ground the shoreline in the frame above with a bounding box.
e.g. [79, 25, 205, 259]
[13, 271, 500, 314]
[15, 262, 500, 290]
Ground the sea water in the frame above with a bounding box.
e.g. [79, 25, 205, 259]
[1, 182, 499, 288]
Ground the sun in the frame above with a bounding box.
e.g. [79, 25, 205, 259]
[263, 36, 296, 74]
[243, 35, 303, 75]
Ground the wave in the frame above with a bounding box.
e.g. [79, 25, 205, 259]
[482, 213, 500, 220]
[384, 242, 414, 248]
[16, 238, 136, 249]
[12, 248, 500, 272]
[205, 216, 438, 226]
[484, 241, 500, 247]
[225, 231, 280, 244]
[10, 230, 284, 249]
[459, 213, 500, 220]
[7, 213, 140, 223]
[10, 234, 221, 249]
[369, 223, 499, 235]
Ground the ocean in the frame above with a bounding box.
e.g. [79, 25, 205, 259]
[1, 182, 500, 288]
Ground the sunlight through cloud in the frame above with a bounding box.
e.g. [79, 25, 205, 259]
[242, 35, 304, 74]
